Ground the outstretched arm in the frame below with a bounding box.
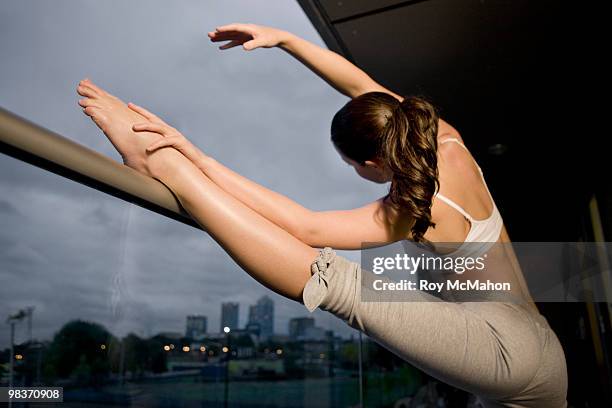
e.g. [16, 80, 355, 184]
[208, 23, 401, 100]
[280, 32, 401, 99]
[193, 156, 410, 249]
[208, 24, 463, 138]
[128, 104, 410, 249]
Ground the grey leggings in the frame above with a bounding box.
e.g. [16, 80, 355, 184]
[303, 248, 568, 408]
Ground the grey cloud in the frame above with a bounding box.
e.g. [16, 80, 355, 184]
[0, 0, 381, 347]
[0, 200, 20, 215]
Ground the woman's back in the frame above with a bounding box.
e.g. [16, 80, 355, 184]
[427, 129, 499, 244]
[434, 136, 503, 242]
[426, 130, 539, 313]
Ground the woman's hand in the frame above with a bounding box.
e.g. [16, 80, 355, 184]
[128, 103, 208, 166]
[208, 23, 291, 51]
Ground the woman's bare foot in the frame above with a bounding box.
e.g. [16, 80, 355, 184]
[77, 78, 162, 174]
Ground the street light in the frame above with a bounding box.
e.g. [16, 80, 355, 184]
[224, 327, 232, 408]
[6, 309, 27, 390]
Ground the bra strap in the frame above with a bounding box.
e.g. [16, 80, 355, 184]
[435, 193, 475, 222]
[437, 137, 497, 217]
[439, 137, 469, 150]
[439, 138, 480, 170]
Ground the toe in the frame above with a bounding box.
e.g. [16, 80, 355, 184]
[82, 79, 107, 96]
[78, 98, 100, 108]
[83, 106, 99, 116]
[84, 107, 109, 130]
[77, 85, 98, 98]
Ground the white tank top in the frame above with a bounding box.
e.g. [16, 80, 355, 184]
[434, 138, 504, 246]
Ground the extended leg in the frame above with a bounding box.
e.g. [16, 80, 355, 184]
[78, 79, 318, 300]
[147, 147, 318, 300]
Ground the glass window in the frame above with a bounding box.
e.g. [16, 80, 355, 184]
[0, 1, 407, 407]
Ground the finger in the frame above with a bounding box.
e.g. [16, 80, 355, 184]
[219, 40, 243, 50]
[210, 35, 239, 43]
[146, 136, 181, 152]
[127, 103, 164, 123]
[132, 122, 170, 136]
[215, 23, 249, 33]
[243, 39, 261, 51]
[209, 30, 245, 37]
[208, 30, 236, 38]
[209, 32, 249, 42]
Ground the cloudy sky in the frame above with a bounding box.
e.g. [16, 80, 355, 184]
[0, 0, 389, 348]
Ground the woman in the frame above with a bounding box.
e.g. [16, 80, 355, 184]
[76, 23, 568, 407]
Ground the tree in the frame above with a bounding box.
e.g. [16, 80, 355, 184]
[45, 320, 115, 385]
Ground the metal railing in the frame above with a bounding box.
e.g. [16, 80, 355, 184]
[0, 106, 201, 230]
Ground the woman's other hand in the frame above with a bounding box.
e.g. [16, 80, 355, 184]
[208, 23, 290, 51]
[128, 103, 208, 165]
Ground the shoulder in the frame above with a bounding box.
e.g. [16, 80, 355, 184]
[437, 118, 464, 143]
[436, 123, 478, 175]
[437, 140, 468, 168]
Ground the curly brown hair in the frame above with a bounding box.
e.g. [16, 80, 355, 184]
[331, 92, 440, 243]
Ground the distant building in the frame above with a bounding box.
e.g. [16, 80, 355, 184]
[303, 326, 326, 341]
[289, 317, 315, 340]
[221, 302, 239, 332]
[245, 322, 261, 337]
[185, 315, 207, 339]
[248, 296, 274, 339]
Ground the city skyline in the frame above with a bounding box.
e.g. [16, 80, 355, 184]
[1, 302, 343, 354]
[2, 295, 354, 351]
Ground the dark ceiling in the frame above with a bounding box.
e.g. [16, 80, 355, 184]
[298, 0, 606, 241]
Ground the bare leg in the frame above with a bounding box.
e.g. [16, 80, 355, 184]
[147, 150, 318, 300]
[78, 79, 317, 300]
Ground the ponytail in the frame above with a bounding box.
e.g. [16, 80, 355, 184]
[383, 96, 440, 243]
[331, 92, 440, 243]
